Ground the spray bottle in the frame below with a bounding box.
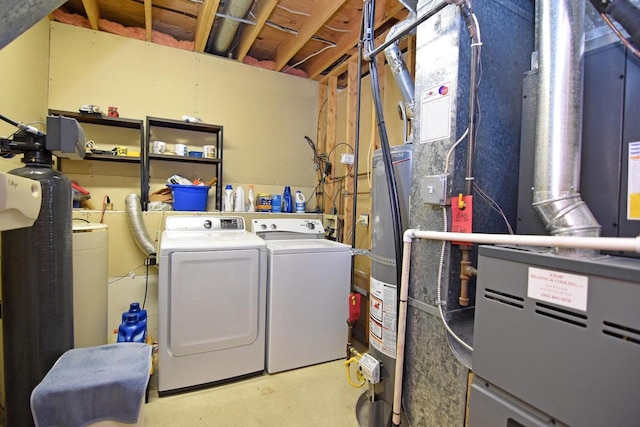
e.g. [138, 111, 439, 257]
[224, 184, 233, 212]
[248, 185, 255, 212]
[234, 185, 245, 212]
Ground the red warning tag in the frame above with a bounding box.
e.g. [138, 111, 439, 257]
[451, 195, 473, 245]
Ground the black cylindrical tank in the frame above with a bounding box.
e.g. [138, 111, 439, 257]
[1, 163, 74, 426]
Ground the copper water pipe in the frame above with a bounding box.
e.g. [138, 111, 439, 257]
[459, 245, 477, 306]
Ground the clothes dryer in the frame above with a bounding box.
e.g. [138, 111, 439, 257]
[252, 218, 351, 374]
[159, 216, 266, 393]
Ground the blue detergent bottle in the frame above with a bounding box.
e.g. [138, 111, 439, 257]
[283, 186, 293, 213]
[118, 313, 146, 343]
[118, 302, 147, 343]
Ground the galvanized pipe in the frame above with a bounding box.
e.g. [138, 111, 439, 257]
[384, 13, 417, 120]
[533, 0, 601, 240]
[365, 0, 449, 61]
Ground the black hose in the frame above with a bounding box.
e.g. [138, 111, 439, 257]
[350, 10, 366, 292]
[606, 0, 640, 45]
[365, 0, 404, 291]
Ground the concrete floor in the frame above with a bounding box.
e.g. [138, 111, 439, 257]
[144, 359, 364, 426]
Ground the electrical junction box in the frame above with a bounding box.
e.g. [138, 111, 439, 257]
[358, 353, 381, 383]
[420, 174, 449, 205]
[341, 153, 355, 164]
[323, 214, 338, 240]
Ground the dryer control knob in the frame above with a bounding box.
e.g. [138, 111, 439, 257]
[260, 224, 267, 230]
[271, 224, 277, 229]
[204, 220, 212, 229]
[306, 222, 315, 230]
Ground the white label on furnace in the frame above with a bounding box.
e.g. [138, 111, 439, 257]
[627, 141, 640, 220]
[369, 277, 397, 359]
[420, 82, 451, 144]
[527, 267, 589, 312]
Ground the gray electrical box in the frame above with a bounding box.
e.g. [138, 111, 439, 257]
[470, 246, 640, 427]
[420, 174, 449, 205]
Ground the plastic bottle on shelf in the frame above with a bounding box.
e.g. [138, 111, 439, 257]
[295, 191, 306, 213]
[247, 185, 255, 212]
[234, 186, 245, 212]
[224, 184, 233, 212]
[283, 186, 293, 213]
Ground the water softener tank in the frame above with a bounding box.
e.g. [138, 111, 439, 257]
[1, 163, 74, 427]
[357, 144, 412, 426]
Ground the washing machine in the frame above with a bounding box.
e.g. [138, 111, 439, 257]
[252, 218, 352, 374]
[158, 216, 266, 394]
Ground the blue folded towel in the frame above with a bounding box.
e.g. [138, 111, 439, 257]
[31, 343, 152, 427]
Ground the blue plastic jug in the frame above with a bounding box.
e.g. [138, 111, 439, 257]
[118, 302, 147, 343]
[117, 313, 146, 343]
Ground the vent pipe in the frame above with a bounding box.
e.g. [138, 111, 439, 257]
[384, 1, 417, 123]
[533, 0, 601, 246]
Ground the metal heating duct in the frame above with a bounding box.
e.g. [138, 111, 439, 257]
[384, 0, 417, 121]
[533, 0, 601, 241]
[125, 193, 156, 257]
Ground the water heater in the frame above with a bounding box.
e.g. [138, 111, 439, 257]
[357, 144, 412, 425]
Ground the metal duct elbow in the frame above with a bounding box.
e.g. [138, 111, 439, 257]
[125, 194, 156, 257]
[533, 0, 601, 246]
[384, 12, 417, 121]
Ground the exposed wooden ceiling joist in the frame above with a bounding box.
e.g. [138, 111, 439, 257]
[273, 0, 348, 71]
[236, 0, 278, 61]
[81, 0, 99, 30]
[194, 0, 220, 52]
[144, 0, 152, 42]
[306, 0, 406, 80]
[54, 0, 413, 81]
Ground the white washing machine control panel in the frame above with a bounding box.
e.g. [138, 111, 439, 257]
[166, 216, 245, 231]
[252, 218, 324, 235]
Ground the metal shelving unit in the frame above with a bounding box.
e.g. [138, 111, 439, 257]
[49, 109, 145, 207]
[145, 117, 223, 211]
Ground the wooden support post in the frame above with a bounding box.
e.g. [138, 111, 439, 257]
[325, 76, 338, 219]
[316, 83, 328, 212]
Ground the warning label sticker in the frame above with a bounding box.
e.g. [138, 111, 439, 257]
[627, 141, 640, 220]
[369, 277, 397, 359]
[420, 82, 451, 144]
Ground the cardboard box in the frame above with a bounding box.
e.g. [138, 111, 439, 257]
[149, 187, 172, 203]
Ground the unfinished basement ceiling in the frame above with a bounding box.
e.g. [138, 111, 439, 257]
[53, 0, 408, 81]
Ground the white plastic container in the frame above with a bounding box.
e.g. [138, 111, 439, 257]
[247, 185, 255, 212]
[234, 186, 245, 212]
[174, 143, 187, 156]
[224, 184, 233, 212]
[295, 191, 306, 213]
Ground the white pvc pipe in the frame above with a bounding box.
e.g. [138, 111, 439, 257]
[391, 229, 640, 425]
[404, 230, 640, 252]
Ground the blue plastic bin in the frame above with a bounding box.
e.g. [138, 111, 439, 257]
[168, 184, 211, 211]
